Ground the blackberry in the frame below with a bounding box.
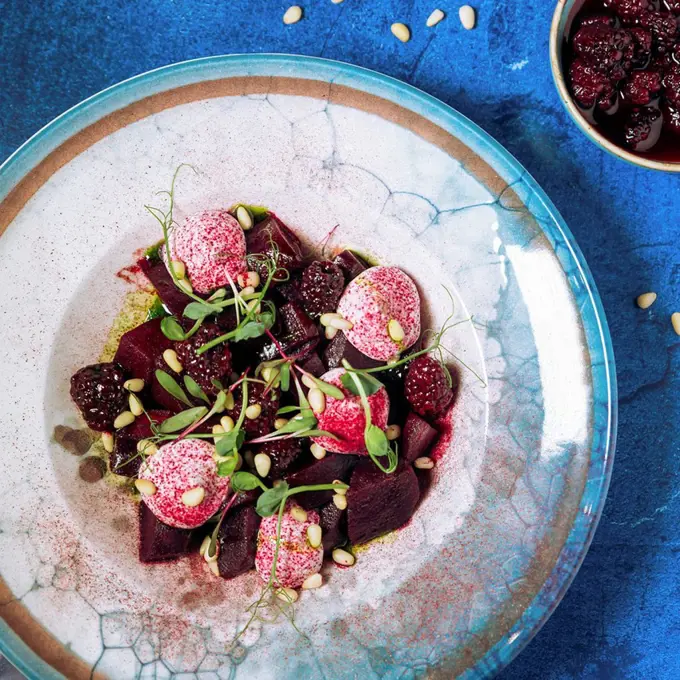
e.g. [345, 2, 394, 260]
[70, 362, 127, 431]
[404, 356, 455, 421]
[623, 106, 662, 150]
[299, 260, 345, 318]
[254, 438, 302, 477]
[174, 323, 232, 396]
[225, 381, 279, 436]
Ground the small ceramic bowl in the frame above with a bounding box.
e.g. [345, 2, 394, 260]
[550, 0, 680, 172]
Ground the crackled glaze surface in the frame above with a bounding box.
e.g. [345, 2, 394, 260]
[0, 56, 614, 679]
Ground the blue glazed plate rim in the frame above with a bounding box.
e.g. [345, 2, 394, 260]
[0, 53, 617, 680]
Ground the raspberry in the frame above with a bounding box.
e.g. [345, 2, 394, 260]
[299, 260, 345, 318]
[573, 24, 632, 73]
[622, 69, 662, 103]
[640, 11, 678, 52]
[70, 363, 127, 431]
[569, 59, 617, 109]
[254, 438, 302, 477]
[174, 323, 232, 396]
[623, 106, 662, 150]
[404, 356, 455, 420]
[225, 381, 279, 436]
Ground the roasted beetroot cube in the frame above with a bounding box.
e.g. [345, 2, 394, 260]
[401, 412, 439, 463]
[323, 332, 381, 371]
[231, 489, 259, 509]
[300, 354, 326, 378]
[246, 215, 304, 279]
[285, 454, 358, 509]
[333, 250, 368, 282]
[279, 302, 319, 350]
[318, 501, 347, 554]
[217, 506, 261, 579]
[139, 502, 193, 563]
[255, 438, 303, 478]
[347, 460, 420, 545]
[114, 318, 172, 383]
[111, 410, 171, 477]
[138, 257, 193, 318]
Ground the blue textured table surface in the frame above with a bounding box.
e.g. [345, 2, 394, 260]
[1, 1, 678, 678]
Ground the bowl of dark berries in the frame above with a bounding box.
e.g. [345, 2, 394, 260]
[551, 0, 680, 169]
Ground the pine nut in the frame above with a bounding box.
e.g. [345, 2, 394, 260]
[301, 573, 323, 590]
[301, 373, 317, 389]
[307, 524, 323, 548]
[204, 541, 219, 563]
[241, 286, 256, 296]
[388, 319, 405, 343]
[137, 439, 158, 456]
[426, 8, 445, 26]
[332, 479, 347, 496]
[414, 456, 435, 470]
[129, 393, 144, 417]
[333, 493, 347, 510]
[391, 22, 411, 42]
[290, 506, 308, 523]
[325, 326, 339, 340]
[254, 453, 271, 478]
[274, 417, 288, 430]
[673, 312, 680, 336]
[311, 443, 326, 460]
[637, 292, 657, 309]
[245, 404, 262, 420]
[114, 411, 135, 429]
[459, 5, 476, 29]
[199, 535, 211, 558]
[328, 317, 353, 331]
[124, 378, 145, 392]
[208, 560, 220, 577]
[238, 271, 260, 288]
[135, 479, 156, 496]
[220, 415, 235, 432]
[331, 0, 344, 3]
[320, 312, 342, 327]
[224, 392, 235, 410]
[177, 278, 193, 295]
[386, 424, 401, 441]
[182, 487, 206, 507]
[247, 299, 261, 314]
[308, 388, 326, 414]
[162, 349, 183, 373]
[235, 205, 254, 230]
[275, 587, 298, 602]
[283, 5, 303, 24]
[101, 432, 114, 453]
[332, 548, 355, 566]
[212, 425, 225, 441]
[170, 260, 186, 279]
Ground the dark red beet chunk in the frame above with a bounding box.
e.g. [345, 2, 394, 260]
[174, 323, 232, 396]
[217, 506, 261, 579]
[114, 318, 172, 384]
[299, 260, 345, 318]
[246, 215, 305, 280]
[138, 257, 192, 318]
[139, 502, 193, 563]
[323, 332, 382, 371]
[347, 460, 420, 545]
[285, 454, 358, 509]
[401, 412, 439, 463]
[299, 353, 326, 378]
[111, 410, 171, 477]
[150, 354, 187, 412]
[318, 501, 347, 554]
[70, 362, 127, 432]
[332, 250, 368, 282]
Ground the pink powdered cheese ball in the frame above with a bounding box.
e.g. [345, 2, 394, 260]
[336, 266, 421, 361]
[138, 439, 230, 529]
[312, 367, 390, 455]
[255, 503, 323, 588]
[165, 209, 247, 294]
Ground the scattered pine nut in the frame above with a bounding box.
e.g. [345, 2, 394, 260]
[162, 349, 183, 373]
[302, 573, 323, 590]
[283, 5, 303, 25]
[254, 453, 272, 478]
[182, 486, 206, 507]
[124, 378, 145, 392]
[325, 326, 339, 340]
[333, 493, 348, 510]
[388, 319, 405, 343]
[204, 542, 219, 563]
[129, 393, 144, 417]
[276, 587, 299, 602]
[241, 285, 256, 296]
[331, 0, 344, 4]
[208, 560, 220, 577]
[320, 312, 342, 327]
[177, 278, 193, 295]
[636, 292, 657, 309]
[114, 411, 135, 429]
[236, 206, 254, 231]
[199, 535, 211, 558]
[391, 22, 411, 42]
[274, 417, 288, 430]
[212, 424, 225, 440]
[308, 388, 326, 414]
[459, 5, 476, 29]
[224, 392, 235, 411]
[311, 443, 326, 460]
[329, 317, 354, 331]
[238, 270, 260, 288]
[245, 404, 262, 420]
[135, 479, 157, 496]
[414, 456, 435, 470]
[220, 415, 235, 432]
[137, 439, 158, 456]
[301, 373, 317, 389]
[170, 260, 186, 279]
[307, 524, 323, 548]
[333, 479, 347, 496]
[291, 506, 308, 522]
[332, 548, 355, 566]
[426, 8, 445, 26]
[101, 432, 114, 453]
[386, 424, 401, 441]
[672, 312, 680, 336]
[247, 299, 262, 314]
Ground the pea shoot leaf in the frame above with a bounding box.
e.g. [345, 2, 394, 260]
[231, 471, 267, 492]
[155, 369, 192, 406]
[216, 428, 246, 456]
[340, 371, 383, 397]
[256, 482, 290, 517]
[183, 375, 210, 404]
[157, 406, 209, 433]
[160, 316, 186, 341]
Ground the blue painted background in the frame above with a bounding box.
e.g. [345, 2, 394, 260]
[1, 1, 678, 678]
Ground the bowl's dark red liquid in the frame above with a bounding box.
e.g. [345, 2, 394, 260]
[564, 0, 680, 162]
